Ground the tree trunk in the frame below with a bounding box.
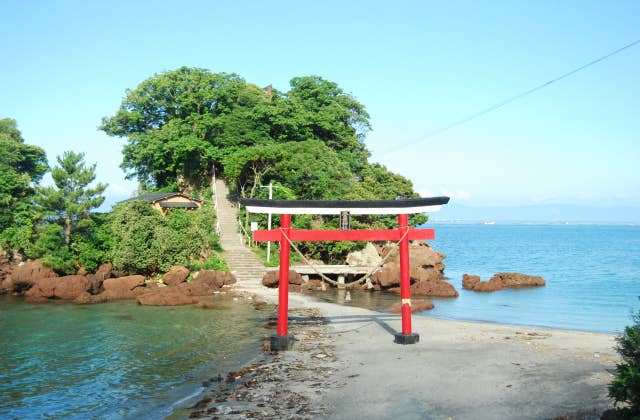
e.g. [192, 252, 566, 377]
[65, 214, 71, 247]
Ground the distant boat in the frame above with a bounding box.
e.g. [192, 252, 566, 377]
[483, 221, 495, 225]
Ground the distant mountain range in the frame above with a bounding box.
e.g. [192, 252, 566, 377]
[431, 203, 640, 224]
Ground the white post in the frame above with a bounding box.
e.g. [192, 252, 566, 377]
[267, 182, 273, 263]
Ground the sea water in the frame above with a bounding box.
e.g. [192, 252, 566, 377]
[310, 223, 640, 334]
[0, 298, 271, 419]
[429, 223, 640, 333]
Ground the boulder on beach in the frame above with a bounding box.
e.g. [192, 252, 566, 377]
[462, 274, 481, 290]
[87, 263, 113, 293]
[136, 270, 234, 306]
[24, 275, 90, 300]
[162, 265, 190, 286]
[372, 242, 457, 297]
[99, 275, 147, 300]
[4, 259, 58, 293]
[262, 270, 303, 288]
[462, 272, 546, 292]
[193, 270, 236, 289]
[137, 287, 197, 306]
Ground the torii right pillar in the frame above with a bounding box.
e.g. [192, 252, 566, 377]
[395, 213, 419, 344]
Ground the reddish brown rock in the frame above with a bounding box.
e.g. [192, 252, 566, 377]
[162, 265, 190, 286]
[463, 272, 546, 292]
[73, 291, 97, 304]
[262, 270, 303, 288]
[52, 275, 91, 299]
[24, 275, 90, 300]
[388, 299, 434, 313]
[494, 272, 546, 288]
[462, 274, 481, 290]
[95, 275, 147, 300]
[86, 263, 113, 294]
[186, 270, 228, 290]
[103, 275, 146, 292]
[24, 277, 57, 299]
[410, 280, 459, 297]
[223, 272, 236, 285]
[137, 287, 197, 306]
[177, 281, 214, 296]
[371, 242, 452, 296]
[6, 260, 58, 293]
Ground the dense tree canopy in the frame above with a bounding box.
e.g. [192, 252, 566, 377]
[0, 119, 48, 237]
[100, 67, 271, 192]
[100, 68, 377, 196]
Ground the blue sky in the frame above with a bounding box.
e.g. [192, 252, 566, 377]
[1, 1, 639, 218]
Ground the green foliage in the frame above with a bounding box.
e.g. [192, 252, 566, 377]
[100, 67, 271, 191]
[29, 152, 108, 273]
[609, 308, 640, 416]
[108, 202, 219, 275]
[0, 118, 48, 249]
[188, 253, 228, 272]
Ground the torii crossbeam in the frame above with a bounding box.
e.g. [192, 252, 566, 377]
[241, 197, 450, 350]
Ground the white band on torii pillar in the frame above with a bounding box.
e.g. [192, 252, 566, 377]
[402, 298, 411, 305]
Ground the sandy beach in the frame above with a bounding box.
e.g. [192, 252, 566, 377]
[190, 283, 619, 419]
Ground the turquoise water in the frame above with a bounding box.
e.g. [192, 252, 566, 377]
[426, 223, 640, 333]
[0, 298, 270, 419]
[309, 223, 640, 333]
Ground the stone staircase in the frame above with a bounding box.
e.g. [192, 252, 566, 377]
[214, 178, 266, 286]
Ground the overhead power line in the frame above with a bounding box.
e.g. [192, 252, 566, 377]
[388, 38, 640, 153]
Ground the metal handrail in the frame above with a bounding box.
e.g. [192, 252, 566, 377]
[237, 218, 252, 247]
[212, 166, 221, 236]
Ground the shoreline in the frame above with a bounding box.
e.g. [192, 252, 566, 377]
[189, 282, 620, 419]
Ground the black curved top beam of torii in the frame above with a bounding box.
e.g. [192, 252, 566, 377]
[240, 196, 450, 215]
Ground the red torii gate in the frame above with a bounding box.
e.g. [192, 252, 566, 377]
[241, 197, 450, 351]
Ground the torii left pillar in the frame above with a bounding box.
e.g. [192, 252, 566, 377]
[270, 214, 294, 351]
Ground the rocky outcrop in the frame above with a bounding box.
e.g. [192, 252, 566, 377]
[372, 242, 458, 297]
[100, 275, 147, 299]
[25, 275, 90, 300]
[2, 259, 58, 294]
[388, 299, 434, 313]
[262, 270, 303, 288]
[136, 287, 198, 306]
[194, 270, 236, 288]
[162, 265, 190, 286]
[462, 272, 546, 292]
[136, 270, 235, 306]
[87, 263, 113, 294]
[0, 252, 19, 293]
[462, 274, 481, 290]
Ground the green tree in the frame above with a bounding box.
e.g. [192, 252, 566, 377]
[0, 118, 48, 249]
[107, 201, 218, 275]
[34, 151, 107, 273]
[609, 308, 640, 417]
[100, 67, 271, 192]
[269, 77, 370, 150]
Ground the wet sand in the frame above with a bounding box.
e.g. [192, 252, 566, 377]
[191, 284, 618, 419]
